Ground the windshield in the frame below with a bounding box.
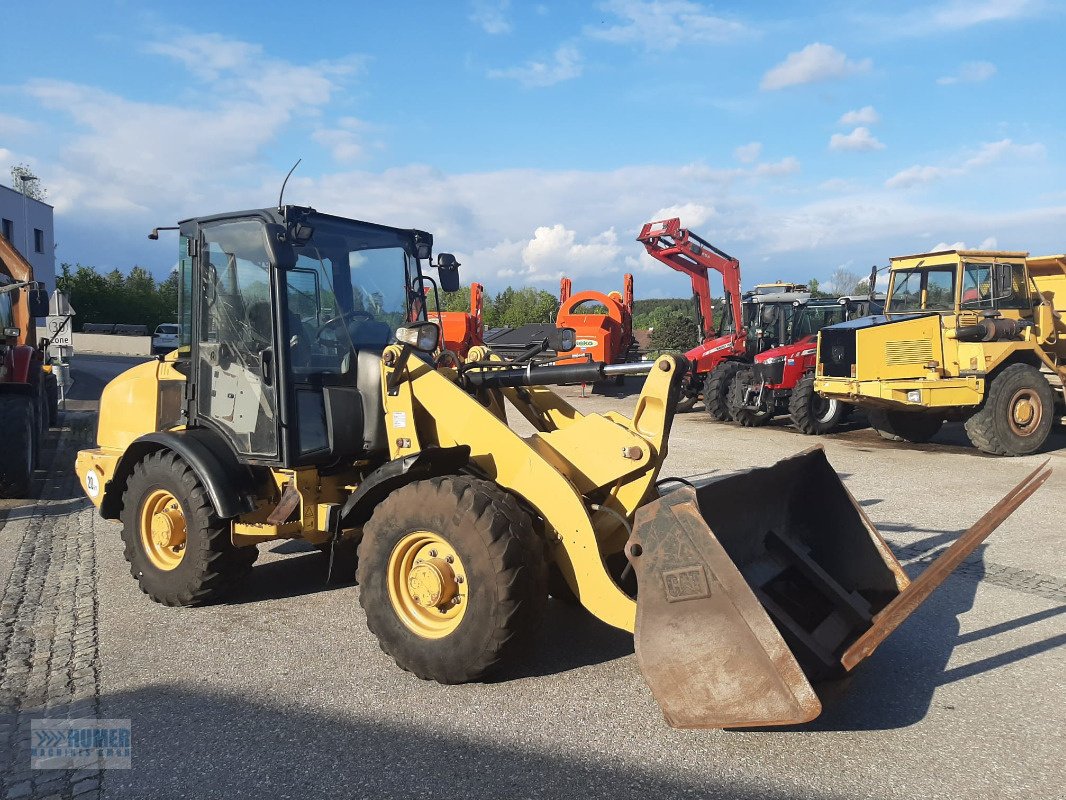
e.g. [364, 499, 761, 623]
[284, 216, 422, 376]
[887, 265, 956, 312]
[792, 305, 846, 339]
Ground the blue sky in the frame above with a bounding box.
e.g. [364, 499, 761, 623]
[2, 0, 1064, 297]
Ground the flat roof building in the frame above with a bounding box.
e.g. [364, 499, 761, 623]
[0, 182, 55, 291]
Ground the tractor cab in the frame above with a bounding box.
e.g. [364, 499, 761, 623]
[886, 250, 1031, 319]
[161, 206, 456, 469]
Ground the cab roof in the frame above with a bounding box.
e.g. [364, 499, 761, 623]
[890, 249, 1028, 262]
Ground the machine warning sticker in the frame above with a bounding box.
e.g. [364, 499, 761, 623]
[85, 471, 100, 498]
[661, 566, 711, 603]
[391, 411, 407, 429]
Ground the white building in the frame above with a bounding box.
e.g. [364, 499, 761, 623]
[0, 182, 55, 290]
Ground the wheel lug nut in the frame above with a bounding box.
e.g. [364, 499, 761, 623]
[429, 549, 438, 557]
[445, 555, 454, 564]
[456, 576, 464, 584]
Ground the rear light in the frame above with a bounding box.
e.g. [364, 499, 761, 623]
[850, 365, 856, 378]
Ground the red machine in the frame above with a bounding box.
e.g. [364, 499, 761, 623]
[429, 282, 484, 360]
[555, 274, 635, 367]
[730, 296, 880, 433]
[636, 218, 748, 418]
[0, 233, 57, 496]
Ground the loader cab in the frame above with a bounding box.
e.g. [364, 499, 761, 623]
[886, 250, 1032, 318]
[175, 206, 436, 469]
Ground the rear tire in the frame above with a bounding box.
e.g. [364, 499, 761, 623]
[0, 395, 35, 498]
[729, 368, 773, 427]
[357, 475, 547, 684]
[963, 363, 1055, 456]
[704, 362, 741, 421]
[789, 375, 846, 435]
[868, 408, 944, 443]
[120, 450, 256, 606]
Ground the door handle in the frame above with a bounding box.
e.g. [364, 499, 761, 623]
[260, 348, 274, 386]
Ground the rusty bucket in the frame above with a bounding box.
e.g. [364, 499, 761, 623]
[626, 447, 1050, 729]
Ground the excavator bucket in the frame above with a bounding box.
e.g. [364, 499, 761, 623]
[626, 447, 1051, 729]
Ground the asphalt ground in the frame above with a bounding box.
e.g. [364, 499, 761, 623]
[0, 362, 1063, 799]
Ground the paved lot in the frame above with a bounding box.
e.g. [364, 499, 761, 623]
[1, 370, 1064, 799]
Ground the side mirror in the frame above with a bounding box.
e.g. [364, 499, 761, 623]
[28, 288, 49, 318]
[547, 327, 576, 353]
[396, 321, 440, 353]
[437, 253, 461, 293]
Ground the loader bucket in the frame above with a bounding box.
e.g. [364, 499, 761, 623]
[626, 447, 1050, 729]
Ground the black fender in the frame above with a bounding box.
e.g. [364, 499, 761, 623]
[338, 445, 471, 529]
[100, 429, 257, 520]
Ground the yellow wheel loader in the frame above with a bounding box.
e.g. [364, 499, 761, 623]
[815, 249, 1066, 455]
[75, 207, 1049, 728]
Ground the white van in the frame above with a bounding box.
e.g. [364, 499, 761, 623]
[152, 324, 180, 354]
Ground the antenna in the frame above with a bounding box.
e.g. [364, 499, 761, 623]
[278, 158, 302, 211]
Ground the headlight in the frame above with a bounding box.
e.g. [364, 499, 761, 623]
[396, 321, 440, 352]
[762, 355, 787, 364]
[907, 389, 922, 403]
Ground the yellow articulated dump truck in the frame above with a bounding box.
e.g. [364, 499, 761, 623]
[75, 207, 1048, 728]
[816, 249, 1066, 455]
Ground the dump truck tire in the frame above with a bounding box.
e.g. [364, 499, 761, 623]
[0, 395, 35, 498]
[789, 375, 846, 435]
[704, 362, 741, 421]
[729, 368, 773, 427]
[358, 475, 547, 684]
[964, 363, 1055, 456]
[120, 450, 257, 606]
[868, 408, 943, 443]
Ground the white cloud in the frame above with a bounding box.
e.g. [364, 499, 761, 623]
[755, 157, 800, 177]
[587, 0, 749, 50]
[927, 0, 1040, 29]
[512, 224, 623, 281]
[0, 114, 36, 137]
[930, 237, 998, 251]
[979, 236, 998, 249]
[488, 44, 582, 87]
[649, 202, 716, 228]
[838, 105, 880, 126]
[760, 43, 871, 90]
[313, 117, 370, 164]
[937, 61, 997, 85]
[829, 127, 885, 152]
[886, 139, 1044, 189]
[470, 0, 512, 34]
[734, 142, 762, 163]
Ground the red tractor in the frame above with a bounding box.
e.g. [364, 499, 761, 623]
[637, 218, 750, 418]
[0, 233, 57, 497]
[730, 295, 880, 433]
[429, 282, 485, 360]
[555, 274, 636, 368]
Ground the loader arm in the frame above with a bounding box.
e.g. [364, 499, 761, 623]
[379, 345, 685, 631]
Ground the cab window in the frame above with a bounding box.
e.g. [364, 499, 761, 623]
[888, 266, 956, 312]
[961, 261, 1029, 310]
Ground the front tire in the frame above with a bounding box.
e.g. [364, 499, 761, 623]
[357, 476, 547, 684]
[868, 408, 943, 443]
[120, 450, 256, 606]
[964, 363, 1055, 456]
[704, 362, 741, 421]
[0, 395, 35, 498]
[789, 375, 846, 435]
[729, 368, 773, 427]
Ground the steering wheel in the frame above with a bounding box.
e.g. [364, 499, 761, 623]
[313, 310, 372, 341]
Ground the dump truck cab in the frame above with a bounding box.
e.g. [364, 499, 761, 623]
[816, 249, 1066, 454]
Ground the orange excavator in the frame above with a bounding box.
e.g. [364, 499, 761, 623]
[556, 274, 636, 368]
[429, 282, 484, 360]
[0, 233, 57, 496]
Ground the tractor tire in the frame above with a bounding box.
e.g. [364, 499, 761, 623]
[120, 450, 256, 606]
[44, 372, 59, 426]
[357, 475, 547, 684]
[704, 362, 741, 421]
[729, 368, 773, 427]
[868, 408, 944, 444]
[963, 363, 1055, 456]
[0, 395, 35, 498]
[789, 375, 846, 435]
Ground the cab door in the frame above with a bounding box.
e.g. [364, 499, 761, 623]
[192, 218, 281, 461]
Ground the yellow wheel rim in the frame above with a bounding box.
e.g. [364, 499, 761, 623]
[387, 531, 468, 639]
[1008, 388, 1042, 436]
[139, 489, 187, 571]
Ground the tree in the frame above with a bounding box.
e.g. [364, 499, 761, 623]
[56, 262, 177, 331]
[9, 163, 47, 201]
[648, 310, 698, 352]
[488, 287, 557, 328]
[826, 267, 863, 297]
[854, 279, 871, 297]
